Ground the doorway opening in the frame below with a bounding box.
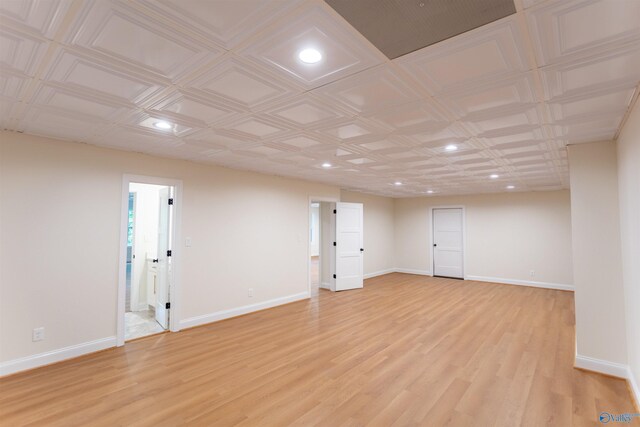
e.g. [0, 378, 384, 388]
[309, 201, 335, 295]
[431, 207, 465, 279]
[119, 175, 181, 346]
[125, 182, 173, 340]
[308, 199, 364, 295]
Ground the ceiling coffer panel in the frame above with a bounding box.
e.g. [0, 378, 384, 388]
[324, 0, 517, 59]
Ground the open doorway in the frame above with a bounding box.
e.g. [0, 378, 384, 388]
[309, 199, 338, 294]
[125, 182, 173, 340]
[119, 176, 181, 345]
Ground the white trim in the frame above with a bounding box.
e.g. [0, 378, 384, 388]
[0, 337, 116, 377]
[429, 206, 466, 279]
[308, 196, 340, 296]
[395, 268, 433, 276]
[465, 275, 574, 291]
[575, 354, 629, 378]
[364, 268, 395, 279]
[179, 291, 310, 330]
[628, 366, 640, 410]
[118, 174, 183, 347]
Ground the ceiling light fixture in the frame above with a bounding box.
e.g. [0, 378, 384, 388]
[153, 120, 172, 130]
[445, 144, 458, 151]
[490, 174, 499, 179]
[321, 162, 332, 168]
[298, 48, 322, 64]
[506, 185, 515, 189]
[394, 181, 403, 186]
[426, 190, 434, 194]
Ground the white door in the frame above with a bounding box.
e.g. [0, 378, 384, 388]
[433, 208, 464, 279]
[155, 187, 171, 329]
[335, 202, 364, 291]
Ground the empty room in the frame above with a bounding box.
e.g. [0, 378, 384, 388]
[1, 0, 639, 425]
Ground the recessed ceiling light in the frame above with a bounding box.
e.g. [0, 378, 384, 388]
[490, 174, 499, 179]
[506, 185, 515, 189]
[426, 190, 434, 194]
[321, 162, 332, 168]
[298, 48, 322, 64]
[153, 120, 172, 130]
[445, 144, 458, 151]
[394, 181, 403, 186]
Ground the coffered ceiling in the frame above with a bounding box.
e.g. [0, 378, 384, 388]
[1, 0, 639, 197]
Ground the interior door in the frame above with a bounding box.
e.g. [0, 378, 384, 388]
[335, 202, 364, 291]
[155, 187, 171, 329]
[433, 208, 464, 279]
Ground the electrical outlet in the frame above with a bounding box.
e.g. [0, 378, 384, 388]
[529, 270, 535, 277]
[185, 237, 192, 247]
[32, 327, 45, 342]
[248, 288, 254, 298]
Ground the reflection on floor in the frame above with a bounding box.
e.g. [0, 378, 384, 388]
[311, 256, 320, 296]
[125, 309, 165, 341]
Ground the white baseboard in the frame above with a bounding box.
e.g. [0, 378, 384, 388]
[179, 291, 310, 330]
[394, 268, 433, 276]
[464, 275, 574, 292]
[364, 268, 395, 279]
[627, 366, 640, 410]
[575, 354, 629, 378]
[320, 282, 331, 290]
[0, 336, 116, 377]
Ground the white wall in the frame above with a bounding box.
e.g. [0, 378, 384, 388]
[394, 191, 573, 287]
[0, 132, 340, 365]
[616, 100, 640, 401]
[340, 190, 395, 277]
[568, 141, 628, 366]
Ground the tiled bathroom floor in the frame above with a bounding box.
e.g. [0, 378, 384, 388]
[125, 309, 165, 341]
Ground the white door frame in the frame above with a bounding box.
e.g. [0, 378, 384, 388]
[308, 196, 339, 297]
[428, 205, 466, 279]
[118, 174, 183, 346]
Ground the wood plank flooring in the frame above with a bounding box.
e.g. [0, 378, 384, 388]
[1, 273, 637, 426]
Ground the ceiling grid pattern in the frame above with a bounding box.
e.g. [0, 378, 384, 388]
[1, 0, 639, 197]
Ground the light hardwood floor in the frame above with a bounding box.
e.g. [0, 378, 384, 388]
[1, 273, 637, 426]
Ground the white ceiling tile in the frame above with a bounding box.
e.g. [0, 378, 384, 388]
[0, 26, 48, 76]
[0, 0, 71, 39]
[364, 99, 448, 132]
[149, 89, 244, 126]
[539, 43, 640, 99]
[19, 105, 110, 142]
[527, 0, 640, 66]
[42, 47, 167, 105]
[547, 86, 636, 122]
[136, 0, 300, 50]
[313, 65, 421, 115]
[28, 82, 132, 121]
[436, 73, 537, 118]
[258, 93, 350, 129]
[239, 3, 383, 89]
[65, 1, 222, 81]
[396, 17, 529, 95]
[183, 55, 298, 110]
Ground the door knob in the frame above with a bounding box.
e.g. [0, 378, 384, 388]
[152, 259, 159, 263]
[433, 244, 437, 247]
[360, 248, 364, 252]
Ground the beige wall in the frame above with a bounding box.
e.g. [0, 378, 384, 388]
[340, 190, 395, 276]
[617, 100, 640, 394]
[394, 191, 574, 287]
[568, 141, 627, 365]
[0, 132, 340, 363]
